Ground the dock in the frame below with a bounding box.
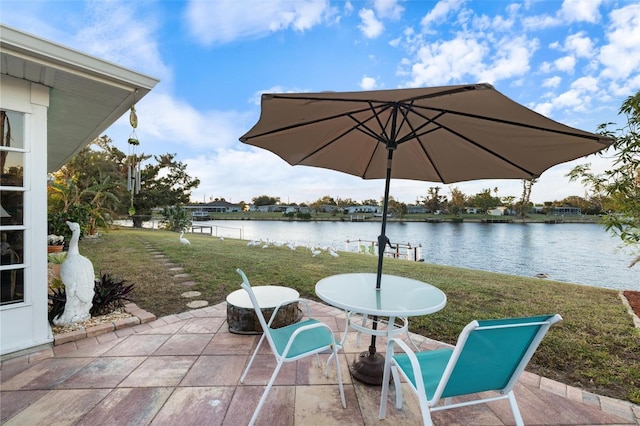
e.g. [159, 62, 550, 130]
[190, 225, 213, 235]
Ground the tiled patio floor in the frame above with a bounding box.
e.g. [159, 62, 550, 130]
[1, 300, 639, 425]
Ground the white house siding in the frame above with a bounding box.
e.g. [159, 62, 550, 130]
[1, 25, 158, 357]
[0, 76, 52, 355]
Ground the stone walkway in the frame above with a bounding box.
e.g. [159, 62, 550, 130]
[1, 299, 639, 425]
[145, 242, 210, 310]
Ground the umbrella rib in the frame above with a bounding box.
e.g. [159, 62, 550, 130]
[422, 124, 538, 177]
[263, 84, 487, 106]
[391, 105, 536, 176]
[409, 105, 610, 143]
[240, 101, 397, 143]
[395, 107, 449, 182]
[295, 103, 393, 170]
[398, 106, 609, 178]
[239, 104, 382, 141]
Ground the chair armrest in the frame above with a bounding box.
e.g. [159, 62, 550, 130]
[266, 297, 310, 327]
[386, 337, 418, 362]
[386, 338, 429, 400]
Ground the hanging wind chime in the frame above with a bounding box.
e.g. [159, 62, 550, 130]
[127, 98, 141, 216]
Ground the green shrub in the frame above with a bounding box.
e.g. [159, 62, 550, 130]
[47, 284, 67, 323]
[92, 273, 135, 316]
[160, 205, 192, 232]
[48, 273, 135, 323]
[47, 252, 67, 264]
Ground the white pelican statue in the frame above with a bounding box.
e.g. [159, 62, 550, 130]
[54, 221, 95, 325]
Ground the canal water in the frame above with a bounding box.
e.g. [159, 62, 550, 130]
[195, 220, 638, 291]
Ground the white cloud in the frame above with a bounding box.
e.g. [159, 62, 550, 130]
[420, 0, 466, 32]
[539, 61, 553, 73]
[489, 14, 515, 32]
[358, 8, 385, 38]
[373, 0, 404, 20]
[247, 86, 312, 107]
[554, 55, 576, 73]
[73, 1, 172, 85]
[533, 101, 553, 116]
[360, 76, 379, 90]
[522, 14, 561, 30]
[542, 76, 562, 88]
[570, 76, 599, 92]
[407, 37, 487, 86]
[523, 0, 602, 29]
[559, 0, 602, 24]
[184, 0, 330, 45]
[101, 91, 255, 168]
[476, 36, 536, 83]
[187, 148, 391, 205]
[529, 76, 601, 118]
[564, 32, 595, 58]
[598, 3, 640, 81]
[344, 1, 354, 15]
[554, 89, 588, 110]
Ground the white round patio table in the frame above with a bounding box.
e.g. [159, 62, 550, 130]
[315, 273, 446, 384]
[315, 273, 446, 318]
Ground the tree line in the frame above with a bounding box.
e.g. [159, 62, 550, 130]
[243, 182, 605, 218]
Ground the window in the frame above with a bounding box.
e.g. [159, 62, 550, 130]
[1, 110, 26, 305]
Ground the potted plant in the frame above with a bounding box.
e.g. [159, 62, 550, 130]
[47, 251, 66, 280]
[47, 234, 65, 253]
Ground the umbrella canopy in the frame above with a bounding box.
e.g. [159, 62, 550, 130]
[240, 83, 612, 184]
[239, 83, 613, 383]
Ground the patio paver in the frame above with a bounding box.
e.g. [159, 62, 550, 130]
[1, 300, 639, 425]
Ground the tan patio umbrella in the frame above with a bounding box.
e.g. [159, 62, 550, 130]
[239, 83, 613, 382]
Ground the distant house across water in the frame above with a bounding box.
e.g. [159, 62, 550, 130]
[186, 201, 241, 218]
[407, 205, 429, 214]
[345, 205, 380, 214]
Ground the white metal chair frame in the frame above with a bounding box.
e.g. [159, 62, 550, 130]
[236, 269, 346, 426]
[379, 314, 562, 426]
[343, 312, 420, 350]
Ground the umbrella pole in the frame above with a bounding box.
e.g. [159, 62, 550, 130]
[350, 148, 394, 385]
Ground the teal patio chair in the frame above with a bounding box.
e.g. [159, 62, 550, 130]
[236, 269, 346, 426]
[379, 314, 562, 426]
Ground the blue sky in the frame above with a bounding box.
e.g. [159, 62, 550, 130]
[2, 0, 639, 205]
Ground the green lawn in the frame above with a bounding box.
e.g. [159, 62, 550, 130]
[78, 228, 639, 404]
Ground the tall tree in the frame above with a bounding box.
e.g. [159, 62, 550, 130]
[568, 90, 640, 267]
[518, 179, 537, 218]
[502, 195, 516, 215]
[447, 187, 466, 216]
[386, 196, 407, 218]
[421, 187, 446, 213]
[251, 195, 281, 206]
[309, 195, 337, 212]
[470, 188, 498, 214]
[130, 153, 200, 227]
[48, 136, 125, 237]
